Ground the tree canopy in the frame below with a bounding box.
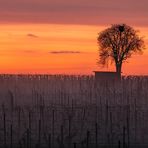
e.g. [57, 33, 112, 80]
[97, 24, 145, 76]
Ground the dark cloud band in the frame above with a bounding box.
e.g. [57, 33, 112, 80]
[0, 0, 148, 26]
[49, 51, 82, 54]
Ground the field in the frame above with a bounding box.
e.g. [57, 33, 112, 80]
[0, 74, 148, 148]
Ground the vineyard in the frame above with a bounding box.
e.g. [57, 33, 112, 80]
[0, 74, 148, 148]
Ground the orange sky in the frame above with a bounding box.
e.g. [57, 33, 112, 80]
[0, 23, 147, 75]
[0, 0, 148, 75]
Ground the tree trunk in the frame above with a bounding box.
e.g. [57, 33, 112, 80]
[116, 63, 122, 79]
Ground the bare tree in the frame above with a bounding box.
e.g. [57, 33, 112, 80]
[97, 24, 145, 77]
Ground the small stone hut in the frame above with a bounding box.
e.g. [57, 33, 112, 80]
[93, 71, 120, 82]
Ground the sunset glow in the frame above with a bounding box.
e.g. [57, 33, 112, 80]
[0, 24, 148, 75]
[0, 0, 148, 75]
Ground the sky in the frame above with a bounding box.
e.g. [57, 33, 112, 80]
[0, 0, 148, 75]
